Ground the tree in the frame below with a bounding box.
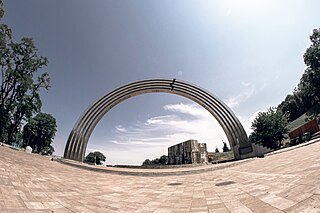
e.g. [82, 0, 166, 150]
[142, 159, 152, 166]
[222, 141, 230, 152]
[215, 147, 220, 153]
[159, 155, 168, 165]
[152, 158, 160, 165]
[297, 71, 318, 109]
[41, 145, 55, 156]
[0, 105, 9, 142]
[84, 151, 106, 165]
[0, 1, 50, 144]
[249, 107, 288, 150]
[304, 29, 320, 73]
[22, 113, 57, 154]
[142, 155, 168, 166]
[277, 94, 305, 122]
[277, 29, 320, 121]
[0, 1, 3, 19]
[297, 29, 320, 110]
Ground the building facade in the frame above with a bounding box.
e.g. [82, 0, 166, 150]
[168, 140, 208, 165]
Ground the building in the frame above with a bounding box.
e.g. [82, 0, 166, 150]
[168, 140, 208, 165]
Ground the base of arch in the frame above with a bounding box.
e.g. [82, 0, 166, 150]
[234, 143, 254, 160]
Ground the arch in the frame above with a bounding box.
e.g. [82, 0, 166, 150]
[64, 79, 253, 162]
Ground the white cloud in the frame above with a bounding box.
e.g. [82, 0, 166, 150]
[115, 125, 127, 132]
[163, 102, 206, 117]
[145, 115, 179, 125]
[225, 96, 241, 109]
[225, 83, 255, 109]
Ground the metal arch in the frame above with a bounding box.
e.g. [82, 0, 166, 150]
[64, 79, 252, 162]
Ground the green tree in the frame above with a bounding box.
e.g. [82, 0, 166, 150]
[84, 151, 106, 165]
[0, 1, 50, 144]
[249, 107, 288, 150]
[0, 105, 9, 142]
[142, 159, 152, 166]
[152, 158, 160, 165]
[159, 155, 168, 165]
[22, 113, 57, 154]
[0, 1, 3, 19]
[277, 29, 320, 121]
[296, 28, 320, 110]
[143, 156, 168, 166]
[222, 141, 230, 152]
[297, 72, 317, 110]
[304, 29, 320, 74]
[277, 94, 305, 121]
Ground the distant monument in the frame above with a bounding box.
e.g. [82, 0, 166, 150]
[64, 78, 253, 162]
[168, 140, 208, 165]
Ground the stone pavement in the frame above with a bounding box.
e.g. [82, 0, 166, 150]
[0, 140, 320, 212]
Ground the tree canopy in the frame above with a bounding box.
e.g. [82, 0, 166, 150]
[84, 151, 106, 165]
[142, 159, 152, 166]
[159, 155, 168, 165]
[0, 1, 51, 144]
[142, 155, 168, 166]
[250, 108, 288, 150]
[278, 28, 320, 121]
[22, 113, 57, 155]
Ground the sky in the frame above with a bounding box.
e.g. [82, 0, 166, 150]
[2, 0, 320, 165]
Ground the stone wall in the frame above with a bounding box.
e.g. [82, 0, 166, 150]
[252, 143, 273, 156]
[198, 143, 208, 164]
[168, 140, 208, 165]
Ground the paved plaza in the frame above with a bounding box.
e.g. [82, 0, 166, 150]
[0, 141, 320, 212]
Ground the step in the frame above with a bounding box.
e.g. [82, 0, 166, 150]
[311, 131, 320, 140]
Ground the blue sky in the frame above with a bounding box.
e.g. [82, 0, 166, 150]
[3, 0, 320, 165]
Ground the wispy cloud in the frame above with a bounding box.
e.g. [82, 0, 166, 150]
[163, 103, 207, 117]
[115, 125, 127, 132]
[225, 82, 255, 109]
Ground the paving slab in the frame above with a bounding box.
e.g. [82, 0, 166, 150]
[0, 139, 320, 212]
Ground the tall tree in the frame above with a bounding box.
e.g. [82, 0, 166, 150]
[249, 108, 288, 150]
[277, 94, 305, 121]
[0, 104, 9, 141]
[296, 28, 320, 109]
[0, 1, 50, 144]
[277, 29, 320, 121]
[0, 1, 3, 19]
[22, 113, 57, 154]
